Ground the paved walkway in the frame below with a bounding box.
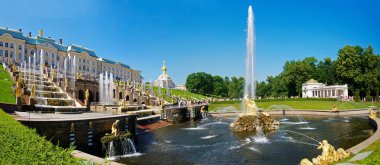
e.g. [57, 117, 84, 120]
[138, 120, 171, 132]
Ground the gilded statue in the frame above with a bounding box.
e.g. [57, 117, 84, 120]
[120, 99, 126, 108]
[52, 68, 56, 80]
[17, 74, 23, 83]
[244, 95, 256, 115]
[331, 105, 339, 112]
[111, 120, 120, 136]
[65, 78, 68, 89]
[30, 84, 36, 97]
[42, 64, 46, 74]
[12, 63, 17, 72]
[85, 89, 90, 101]
[300, 140, 350, 165]
[370, 108, 377, 117]
[76, 72, 83, 80]
[15, 81, 22, 97]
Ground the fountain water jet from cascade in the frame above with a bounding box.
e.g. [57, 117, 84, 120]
[243, 5, 256, 115]
[231, 6, 280, 134]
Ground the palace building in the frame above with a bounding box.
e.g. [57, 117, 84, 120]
[0, 27, 142, 83]
[302, 79, 348, 99]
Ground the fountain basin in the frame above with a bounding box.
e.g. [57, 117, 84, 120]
[118, 115, 374, 165]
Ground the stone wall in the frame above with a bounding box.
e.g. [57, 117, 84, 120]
[0, 103, 20, 113]
[164, 105, 208, 124]
[18, 115, 137, 156]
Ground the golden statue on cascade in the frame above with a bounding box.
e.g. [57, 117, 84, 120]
[243, 95, 256, 115]
[300, 140, 350, 165]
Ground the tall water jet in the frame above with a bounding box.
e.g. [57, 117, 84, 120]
[40, 49, 44, 85]
[231, 5, 279, 133]
[243, 5, 256, 115]
[72, 56, 76, 95]
[99, 73, 104, 102]
[33, 52, 36, 85]
[28, 56, 31, 85]
[109, 73, 114, 103]
[64, 57, 67, 85]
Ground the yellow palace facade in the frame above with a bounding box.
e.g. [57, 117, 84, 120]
[0, 27, 142, 83]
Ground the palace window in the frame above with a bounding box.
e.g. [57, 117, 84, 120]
[83, 65, 86, 71]
[5, 50, 8, 57]
[10, 43, 14, 48]
[31, 50, 34, 55]
[5, 42, 8, 47]
[25, 48, 27, 54]
[83, 59, 85, 63]
[0, 41, 3, 46]
[0, 50, 3, 56]
[87, 66, 89, 71]
[18, 45, 22, 50]
[10, 51, 14, 58]
[18, 53, 22, 61]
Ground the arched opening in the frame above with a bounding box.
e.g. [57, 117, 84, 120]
[126, 95, 129, 101]
[96, 92, 99, 102]
[89, 90, 94, 103]
[78, 90, 84, 102]
[119, 92, 123, 100]
[113, 89, 115, 98]
[133, 99, 137, 103]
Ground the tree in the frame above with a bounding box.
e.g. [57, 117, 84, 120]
[315, 57, 337, 85]
[185, 72, 214, 95]
[228, 76, 244, 99]
[281, 57, 314, 97]
[335, 46, 363, 96]
[212, 75, 228, 97]
[335, 45, 380, 99]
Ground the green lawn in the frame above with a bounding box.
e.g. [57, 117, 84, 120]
[0, 65, 15, 104]
[147, 85, 210, 103]
[0, 109, 81, 164]
[209, 99, 380, 111]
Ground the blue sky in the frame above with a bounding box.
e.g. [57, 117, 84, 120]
[1, 0, 379, 84]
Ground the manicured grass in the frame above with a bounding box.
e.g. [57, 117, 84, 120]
[209, 99, 380, 111]
[0, 65, 15, 104]
[0, 109, 81, 164]
[148, 86, 210, 103]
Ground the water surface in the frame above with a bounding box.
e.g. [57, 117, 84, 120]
[120, 115, 374, 165]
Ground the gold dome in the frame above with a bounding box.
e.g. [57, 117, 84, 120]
[161, 60, 167, 74]
[306, 79, 318, 83]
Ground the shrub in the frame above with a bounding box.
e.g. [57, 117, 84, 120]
[0, 109, 81, 164]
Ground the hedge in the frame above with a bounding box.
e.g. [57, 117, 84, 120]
[211, 98, 338, 104]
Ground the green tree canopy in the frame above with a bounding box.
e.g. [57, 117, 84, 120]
[185, 72, 214, 95]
